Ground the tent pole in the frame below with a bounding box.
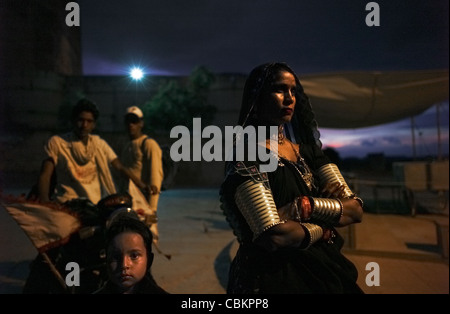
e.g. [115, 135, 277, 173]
[41, 252, 68, 292]
[410, 116, 416, 160]
[436, 103, 442, 161]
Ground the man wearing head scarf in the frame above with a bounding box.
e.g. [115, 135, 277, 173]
[116, 106, 164, 246]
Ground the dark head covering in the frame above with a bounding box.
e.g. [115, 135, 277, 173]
[238, 62, 323, 149]
[98, 212, 169, 294]
[105, 212, 154, 270]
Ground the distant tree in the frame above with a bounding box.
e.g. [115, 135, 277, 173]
[142, 66, 216, 133]
[323, 147, 342, 166]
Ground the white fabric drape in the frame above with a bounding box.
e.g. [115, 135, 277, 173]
[300, 69, 449, 128]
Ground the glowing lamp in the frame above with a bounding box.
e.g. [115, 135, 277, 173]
[130, 67, 144, 81]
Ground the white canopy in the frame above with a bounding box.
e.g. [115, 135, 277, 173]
[301, 70, 449, 129]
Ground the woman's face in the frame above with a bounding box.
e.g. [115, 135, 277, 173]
[107, 231, 148, 293]
[257, 70, 297, 125]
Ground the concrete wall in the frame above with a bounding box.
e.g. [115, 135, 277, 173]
[0, 0, 82, 76]
[0, 1, 247, 190]
[0, 72, 247, 190]
[78, 73, 247, 188]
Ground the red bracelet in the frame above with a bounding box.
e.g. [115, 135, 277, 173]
[299, 196, 312, 221]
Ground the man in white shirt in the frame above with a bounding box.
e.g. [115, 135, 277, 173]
[117, 106, 164, 244]
[37, 99, 147, 205]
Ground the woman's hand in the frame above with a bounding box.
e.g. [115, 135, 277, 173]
[338, 198, 363, 226]
[277, 201, 299, 221]
[320, 182, 345, 199]
[255, 220, 307, 252]
[318, 182, 363, 226]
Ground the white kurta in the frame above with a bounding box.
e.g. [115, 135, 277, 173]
[45, 133, 117, 204]
[118, 135, 163, 212]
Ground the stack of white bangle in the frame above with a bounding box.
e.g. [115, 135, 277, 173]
[309, 197, 343, 226]
[317, 163, 355, 198]
[300, 223, 323, 249]
[234, 179, 283, 240]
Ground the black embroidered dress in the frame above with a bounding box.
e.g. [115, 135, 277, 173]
[220, 143, 363, 294]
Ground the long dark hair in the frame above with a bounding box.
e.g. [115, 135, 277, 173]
[238, 62, 323, 148]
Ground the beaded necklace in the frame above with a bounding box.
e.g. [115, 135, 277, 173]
[283, 141, 315, 191]
[278, 125, 285, 145]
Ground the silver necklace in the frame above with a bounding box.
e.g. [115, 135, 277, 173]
[287, 141, 314, 191]
[278, 125, 285, 145]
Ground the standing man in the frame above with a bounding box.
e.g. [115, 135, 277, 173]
[117, 106, 164, 245]
[37, 98, 147, 205]
[25, 98, 150, 293]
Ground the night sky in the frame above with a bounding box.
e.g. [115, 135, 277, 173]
[79, 0, 449, 158]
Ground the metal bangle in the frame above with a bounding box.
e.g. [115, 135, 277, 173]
[336, 198, 344, 221]
[291, 197, 301, 222]
[352, 196, 364, 208]
[310, 197, 343, 226]
[234, 179, 282, 240]
[317, 163, 354, 198]
[300, 223, 323, 249]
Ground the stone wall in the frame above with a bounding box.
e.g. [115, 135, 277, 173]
[0, 72, 247, 190]
[0, 0, 247, 190]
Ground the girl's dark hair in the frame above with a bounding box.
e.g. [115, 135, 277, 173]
[105, 213, 153, 269]
[72, 98, 100, 121]
[102, 212, 169, 293]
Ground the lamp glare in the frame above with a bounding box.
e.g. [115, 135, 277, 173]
[130, 67, 144, 80]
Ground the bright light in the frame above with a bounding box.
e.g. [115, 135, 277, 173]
[130, 67, 144, 80]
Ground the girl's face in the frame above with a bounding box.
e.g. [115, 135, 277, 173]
[257, 70, 297, 126]
[107, 231, 148, 293]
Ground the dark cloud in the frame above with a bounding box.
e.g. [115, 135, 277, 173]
[381, 136, 401, 145]
[77, 0, 449, 158]
[79, 0, 449, 75]
[361, 139, 378, 147]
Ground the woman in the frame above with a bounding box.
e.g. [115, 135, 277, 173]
[95, 211, 168, 294]
[220, 62, 364, 294]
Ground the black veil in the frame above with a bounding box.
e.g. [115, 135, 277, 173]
[237, 62, 323, 149]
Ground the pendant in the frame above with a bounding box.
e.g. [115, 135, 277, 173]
[302, 172, 313, 190]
